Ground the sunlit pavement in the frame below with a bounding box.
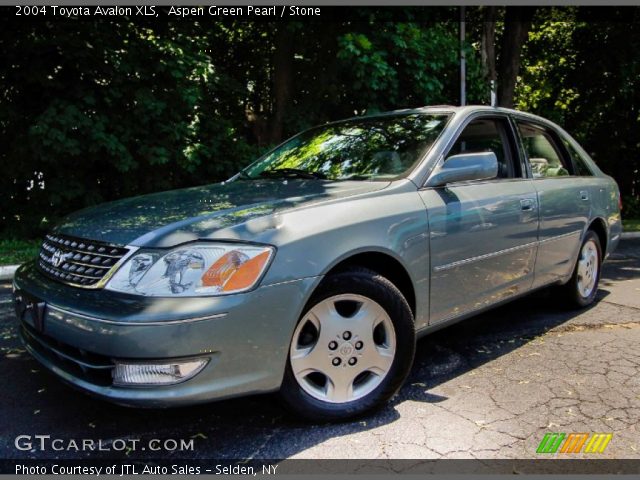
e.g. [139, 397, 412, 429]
[1, 240, 639, 461]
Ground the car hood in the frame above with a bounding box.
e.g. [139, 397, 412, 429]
[53, 179, 390, 247]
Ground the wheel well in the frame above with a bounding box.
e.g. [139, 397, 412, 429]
[588, 218, 608, 255]
[326, 252, 416, 317]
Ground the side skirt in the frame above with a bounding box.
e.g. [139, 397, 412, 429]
[415, 281, 564, 340]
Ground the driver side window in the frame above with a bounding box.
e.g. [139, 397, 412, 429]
[446, 118, 515, 179]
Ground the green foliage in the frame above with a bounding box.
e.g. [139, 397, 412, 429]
[622, 218, 640, 232]
[2, 8, 638, 241]
[2, 13, 488, 240]
[1, 17, 259, 238]
[0, 239, 40, 265]
[336, 22, 486, 112]
[516, 8, 640, 205]
[622, 196, 640, 220]
[515, 8, 580, 122]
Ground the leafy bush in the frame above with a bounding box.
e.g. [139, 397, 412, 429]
[0, 240, 40, 265]
[622, 195, 640, 219]
[1, 14, 485, 239]
[2, 8, 638, 241]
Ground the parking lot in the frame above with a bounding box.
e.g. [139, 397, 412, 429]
[1, 239, 639, 462]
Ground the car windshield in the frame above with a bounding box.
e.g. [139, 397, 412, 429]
[240, 113, 451, 181]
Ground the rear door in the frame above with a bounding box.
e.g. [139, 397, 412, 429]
[419, 114, 539, 325]
[513, 119, 590, 288]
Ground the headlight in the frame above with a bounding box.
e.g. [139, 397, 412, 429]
[105, 243, 274, 296]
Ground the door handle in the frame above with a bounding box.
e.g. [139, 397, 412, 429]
[580, 190, 589, 201]
[520, 198, 536, 211]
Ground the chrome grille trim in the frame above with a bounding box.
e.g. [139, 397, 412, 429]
[37, 234, 138, 289]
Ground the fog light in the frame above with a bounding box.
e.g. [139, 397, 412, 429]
[112, 359, 208, 386]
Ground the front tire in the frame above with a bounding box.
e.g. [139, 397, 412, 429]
[280, 268, 415, 421]
[562, 230, 602, 308]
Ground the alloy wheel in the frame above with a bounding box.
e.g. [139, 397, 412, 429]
[577, 239, 599, 298]
[290, 294, 396, 404]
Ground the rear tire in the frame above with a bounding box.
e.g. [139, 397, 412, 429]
[562, 230, 602, 308]
[280, 267, 415, 421]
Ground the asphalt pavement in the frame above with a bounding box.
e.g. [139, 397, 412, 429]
[1, 240, 639, 462]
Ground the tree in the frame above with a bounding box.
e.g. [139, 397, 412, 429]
[514, 7, 640, 211]
[480, 7, 497, 102]
[477, 6, 536, 107]
[4, 7, 638, 240]
[270, 24, 296, 144]
[498, 7, 536, 107]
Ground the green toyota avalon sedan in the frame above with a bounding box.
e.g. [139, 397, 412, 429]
[13, 106, 622, 420]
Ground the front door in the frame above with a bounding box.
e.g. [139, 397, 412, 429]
[419, 115, 539, 324]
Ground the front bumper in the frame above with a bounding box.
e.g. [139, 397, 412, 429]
[13, 261, 320, 407]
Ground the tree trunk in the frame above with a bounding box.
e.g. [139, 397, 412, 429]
[270, 25, 294, 144]
[497, 7, 536, 108]
[480, 7, 497, 103]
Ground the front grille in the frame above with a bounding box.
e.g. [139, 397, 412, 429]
[38, 234, 130, 288]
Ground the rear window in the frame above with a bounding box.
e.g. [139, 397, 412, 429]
[562, 137, 594, 176]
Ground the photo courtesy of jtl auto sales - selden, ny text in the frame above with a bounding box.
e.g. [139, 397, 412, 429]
[2, 0, 640, 478]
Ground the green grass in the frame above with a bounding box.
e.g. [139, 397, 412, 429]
[623, 218, 640, 232]
[0, 239, 41, 265]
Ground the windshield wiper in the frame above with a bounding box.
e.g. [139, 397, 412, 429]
[259, 168, 326, 180]
[335, 174, 374, 181]
[234, 170, 254, 180]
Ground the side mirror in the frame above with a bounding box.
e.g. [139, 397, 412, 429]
[426, 151, 498, 187]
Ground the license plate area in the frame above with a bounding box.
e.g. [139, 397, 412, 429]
[14, 290, 47, 333]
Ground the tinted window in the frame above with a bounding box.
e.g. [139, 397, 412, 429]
[446, 118, 515, 178]
[517, 122, 570, 178]
[562, 138, 593, 176]
[243, 114, 450, 181]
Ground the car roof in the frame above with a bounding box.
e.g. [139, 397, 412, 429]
[356, 105, 560, 128]
[335, 105, 554, 127]
[388, 105, 550, 121]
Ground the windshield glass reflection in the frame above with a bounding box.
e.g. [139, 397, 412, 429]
[242, 113, 451, 181]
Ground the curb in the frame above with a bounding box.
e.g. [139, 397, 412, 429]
[621, 232, 640, 240]
[0, 233, 638, 282]
[0, 265, 19, 282]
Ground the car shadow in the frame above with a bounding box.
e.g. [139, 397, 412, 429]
[600, 256, 640, 283]
[401, 286, 609, 406]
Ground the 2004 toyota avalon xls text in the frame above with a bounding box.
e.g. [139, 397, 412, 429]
[13, 106, 622, 420]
